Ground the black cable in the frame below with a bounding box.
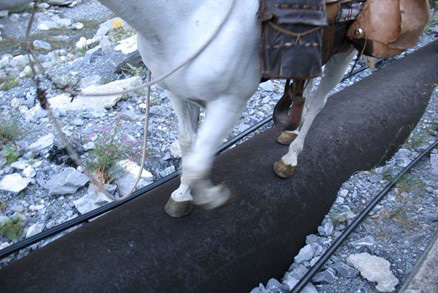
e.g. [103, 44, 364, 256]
[291, 139, 438, 292]
[0, 117, 272, 259]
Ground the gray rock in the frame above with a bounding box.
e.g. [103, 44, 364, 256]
[45, 167, 89, 195]
[318, 221, 334, 236]
[0, 10, 8, 18]
[332, 261, 359, 278]
[294, 244, 316, 264]
[33, 40, 51, 51]
[347, 253, 399, 292]
[259, 80, 275, 92]
[22, 166, 36, 178]
[0, 0, 32, 12]
[0, 173, 31, 194]
[11, 160, 28, 171]
[28, 134, 55, 152]
[370, 175, 383, 183]
[350, 235, 376, 249]
[159, 165, 175, 178]
[47, 0, 72, 6]
[111, 160, 153, 197]
[266, 278, 288, 292]
[114, 50, 144, 73]
[0, 215, 9, 226]
[73, 186, 111, 214]
[282, 275, 318, 292]
[430, 154, 438, 176]
[26, 223, 45, 238]
[312, 268, 338, 284]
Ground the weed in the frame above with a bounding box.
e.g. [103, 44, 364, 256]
[428, 124, 438, 137]
[396, 174, 426, 193]
[0, 219, 23, 241]
[406, 133, 425, 149]
[0, 79, 19, 91]
[108, 26, 136, 42]
[87, 120, 127, 182]
[123, 63, 148, 77]
[0, 116, 21, 143]
[1, 143, 21, 165]
[0, 201, 6, 212]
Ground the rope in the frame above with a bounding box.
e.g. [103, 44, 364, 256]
[23, 0, 236, 201]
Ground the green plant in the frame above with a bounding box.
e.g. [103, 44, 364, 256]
[406, 133, 426, 149]
[0, 116, 21, 143]
[0, 79, 19, 91]
[123, 63, 148, 77]
[1, 143, 20, 165]
[0, 219, 23, 241]
[396, 174, 426, 193]
[87, 121, 127, 183]
[0, 201, 6, 212]
[428, 124, 438, 137]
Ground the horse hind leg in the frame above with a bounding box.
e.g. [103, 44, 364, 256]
[164, 93, 200, 217]
[274, 48, 357, 178]
[277, 79, 312, 145]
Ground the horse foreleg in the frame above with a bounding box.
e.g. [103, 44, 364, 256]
[183, 95, 246, 210]
[274, 48, 357, 178]
[165, 93, 200, 217]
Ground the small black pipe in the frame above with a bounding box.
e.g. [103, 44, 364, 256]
[291, 139, 438, 293]
[0, 117, 272, 260]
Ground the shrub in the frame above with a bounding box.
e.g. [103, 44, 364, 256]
[0, 219, 23, 241]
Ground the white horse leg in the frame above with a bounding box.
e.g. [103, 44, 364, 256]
[165, 93, 200, 217]
[183, 95, 247, 209]
[274, 48, 357, 178]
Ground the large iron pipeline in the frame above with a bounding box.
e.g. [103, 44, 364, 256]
[1, 42, 437, 292]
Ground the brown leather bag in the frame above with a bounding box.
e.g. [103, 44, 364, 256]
[347, 0, 430, 59]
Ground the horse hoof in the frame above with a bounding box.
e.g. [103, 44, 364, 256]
[273, 160, 295, 178]
[193, 183, 232, 210]
[277, 131, 297, 145]
[164, 197, 193, 218]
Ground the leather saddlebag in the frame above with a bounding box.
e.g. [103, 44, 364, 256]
[258, 0, 327, 79]
[347, 0, 430, 59]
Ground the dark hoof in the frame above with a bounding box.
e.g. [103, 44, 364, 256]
[277, 131, 297, 145]
[273, 160, 295, 178]
[164, 198, 193, 218]
[193, 183, 232, 210]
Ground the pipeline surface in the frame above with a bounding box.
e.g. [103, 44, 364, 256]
[0, 42, 437, 292]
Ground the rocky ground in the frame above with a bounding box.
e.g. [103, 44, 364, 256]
[0, 1, 437, 292]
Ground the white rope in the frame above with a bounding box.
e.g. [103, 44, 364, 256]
[26, 0, 236, 202]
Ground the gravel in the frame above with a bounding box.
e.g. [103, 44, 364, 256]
[0, 2, 437, 293]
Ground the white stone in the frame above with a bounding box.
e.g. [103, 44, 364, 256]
[0, 173, 31, 194]
[170, 140, 182, 158]
[28, 134, 55, 152]
[10, 55, 28, 68]
[24, 104, 48, 121]
[37, 23, 50, 31]
[45, 167, 89, 195]
[48, 0, 72, 6]
[259, 80, 275, 92]
[294, 244, 315, 264]
[26, 223, 45, 238]
[22, 166, 36, 178]
[0, 215, 9, 226]
[33, 40, 51, 51]
[11, 160, 29, 170]
[29, 204, 45, 212]
[0, 10, 8, 18]
[83, 142, 95, 150]
[73, 186, 111, 214]
[0, 242, 11, 250]
[115, 35, 138, 54]
[76, 37, 97, 50]
[55, 18, 72, 28]
[49, 77, 142, 112]
[72, 22, 84, 30]
[283, 275, 318, 293]
[111, 159, 153, 197]
[347, 253, 399, 292]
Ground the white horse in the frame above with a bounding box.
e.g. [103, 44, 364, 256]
[98, 0, 357, 217]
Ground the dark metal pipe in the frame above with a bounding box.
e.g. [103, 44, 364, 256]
[0, 42, 436, 293]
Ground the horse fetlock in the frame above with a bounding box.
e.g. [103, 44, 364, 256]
[277, 131, 298, 145]
[273, 159, 295, 178]
[191, 181, 232, 210]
